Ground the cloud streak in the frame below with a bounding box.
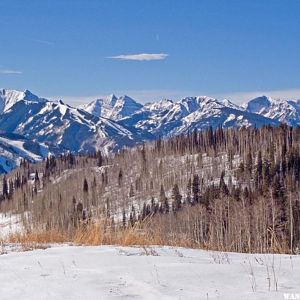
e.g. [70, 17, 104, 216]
[30, 38, 54, 46]
[108, 53, 168, 61]
[0, 69, 22, 75]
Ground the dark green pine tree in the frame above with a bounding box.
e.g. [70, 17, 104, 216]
[255, 150, 263, 190]
[192, 174, 200, 204]
[163, 197, 170, 214]
[35, 170, 39, 182]
[129, 184, 134, 197]
[150, 197, 156, 214]
[122, 208, 126, 228]
[83, 178, 89, 193]
[2, 176, 8, 199]
[160, 184, 167, 202]
[97, 150, 103, 167]
[118, 169, 123, 186]
[142, 202, 147, 220]
[186, 178, 192, 205]
[245, 151, 253, 176]
[219, 171, 229, 196]
[171, 183, 182, 212]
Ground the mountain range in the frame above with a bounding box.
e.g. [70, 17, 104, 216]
[0, 88, 299, 173]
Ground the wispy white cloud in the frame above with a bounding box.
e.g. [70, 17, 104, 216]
[108, 53, 168, 61]
[29, 38, 54, 46]
[0, 69, 23, 75]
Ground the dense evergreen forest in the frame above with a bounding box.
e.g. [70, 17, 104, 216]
[1, 124, 300, 254]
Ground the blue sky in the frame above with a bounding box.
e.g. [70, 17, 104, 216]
[1, 0, 300, 105]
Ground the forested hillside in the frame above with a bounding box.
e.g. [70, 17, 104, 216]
[1, 125, 300, 254]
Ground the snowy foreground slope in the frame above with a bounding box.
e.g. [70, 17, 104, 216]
[0, 245, 299, 300]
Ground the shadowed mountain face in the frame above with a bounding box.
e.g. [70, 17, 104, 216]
[0, 88, 299, 173]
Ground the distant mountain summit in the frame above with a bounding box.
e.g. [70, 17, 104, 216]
[0, 91, 137, 154]
[79, 94, 142, 120]
[119, 96, 279, 137]
[0, 88, 300, 173]
[245, 95, 300, 127]
[0, 89, 47, 113]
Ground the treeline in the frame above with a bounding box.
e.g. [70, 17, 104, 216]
[1, 124, 300, 253]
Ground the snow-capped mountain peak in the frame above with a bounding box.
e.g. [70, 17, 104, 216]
[106, 93, 117, 104]
[177, 96, 242, 114]
[80, 94, 142, 120]
[0, 88, 47, 113]
[244, 95, 275, 114]
[110, 95, 143, 120]
[1, 87, 300, 174]
[220, 98, 243, 110]
[143, 98, 174, 112]
[245, 95, 300, 126]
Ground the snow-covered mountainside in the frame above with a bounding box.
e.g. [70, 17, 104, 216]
[0, 89, 147, 172]
[0, 132, 48, 173]
[80, 94, 143, 120]
[1, 88, 300, 173]
[0, 92, 141, 155]
[119, 96, 279, 137]
[245, 95, 300, 127]
[0, 245, 299, 300]
[0, 88, 47, 114]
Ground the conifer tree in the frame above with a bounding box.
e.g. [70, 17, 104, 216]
[83, 178, 89, 193]
[219, 171, 229, 196]
[160, 184, 167, 202]
[129, 184, 134, 197]
[2, 176, 8, 199]
[118, 169, 123, 186]
[192, 174, 200, 204]
[122, 208, 126, 228]
[97, 150, 103, 167]
[255, 150, 263, 190]
[171, 183, 182, 212]
[186, 178, 192, 204]
[163, 197, 169, 214]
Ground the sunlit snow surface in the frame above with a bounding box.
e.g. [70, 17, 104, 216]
[0, 245, 299, 299]
[0, 213, 24, 238]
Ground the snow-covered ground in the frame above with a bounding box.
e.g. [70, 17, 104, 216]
[0, 213, 24, 238]
[0, 245, 299, 299]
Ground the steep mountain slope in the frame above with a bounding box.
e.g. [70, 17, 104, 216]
[1, 88, 300, 173]
[0, 132, 48, 173]
[80, 94, 143, 120]
[119, 96, 279, 137]
[173, 97, 280, 134]
[0, 88, 47, 113]
[245, 96, 300, 127]
[0, 97, 138, 153]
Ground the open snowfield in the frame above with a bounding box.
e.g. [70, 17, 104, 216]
[0, 245, 299, 300]
[0, 213, 23, 238]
